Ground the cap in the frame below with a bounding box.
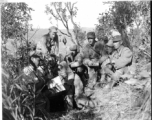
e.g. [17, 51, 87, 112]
[113, 35, 122, 42]
[87, 32, 96, 39]
[111, 30, 121, 36]
[49, 26, 58, 33]
[111, 30, 122, 42]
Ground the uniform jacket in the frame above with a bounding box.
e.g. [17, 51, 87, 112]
[36, 33, 59, 57]
[111, 45, 133, 70]
[81, 42, 101, 60]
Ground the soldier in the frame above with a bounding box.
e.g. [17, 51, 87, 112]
[23, 54, 51, 112]
[103, 30, 133, 89]
[64, 44, 81, 64]
[58, 61, 84, 109]
[35, 26, 59, 58]
[81, 31, 101, 66]
[23, 54, 46, 91]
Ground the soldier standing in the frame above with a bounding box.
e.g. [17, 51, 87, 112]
[35, 26, 59, 58]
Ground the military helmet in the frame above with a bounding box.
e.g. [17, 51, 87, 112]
[69, 44, 80, 53]
[87, 32, 96, 39]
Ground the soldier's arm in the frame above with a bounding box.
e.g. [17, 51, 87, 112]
[113, 47, 133, 69]
[99, 55, 109, 64]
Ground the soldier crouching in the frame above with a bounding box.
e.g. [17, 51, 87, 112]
[58, 61, 84, 109]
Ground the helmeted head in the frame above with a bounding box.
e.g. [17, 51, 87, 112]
[48, 26, 58, 39]
[69, 44, 80, 55]
[111, 30, 122, 50]
[87, 32, 96, 46]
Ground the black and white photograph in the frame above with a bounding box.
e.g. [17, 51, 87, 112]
[1, 0, 151, 120]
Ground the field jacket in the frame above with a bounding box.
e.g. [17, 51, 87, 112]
[110, 45, 133, 70]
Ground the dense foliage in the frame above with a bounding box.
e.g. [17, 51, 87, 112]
[96, 1, 151, 60]
[1, 3, 39, 120]
[1, 1, 151, 120]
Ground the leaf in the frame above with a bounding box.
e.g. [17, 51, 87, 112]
[23, 104, 34, 116]
[34, 117, 43, 120]
[12, 96, 19, 104]
[15, 84, 23, 91]
[22, 96, 29, 103]
[10, 85, 14, 94]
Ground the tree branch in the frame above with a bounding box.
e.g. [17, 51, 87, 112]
[66, 2, 80, 45]
[58, 29, 71, 37]
[28, 27, 40, 41]
[66, 2, 77, 27]
[51, 9, 62, 21]
[53, 3, 67, 28]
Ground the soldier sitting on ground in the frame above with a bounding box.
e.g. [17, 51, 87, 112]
[103, 30, 133, 89]
[63, 44, 88, 86]
[81, 32, 109, 90]
[35, 26, 59, 58]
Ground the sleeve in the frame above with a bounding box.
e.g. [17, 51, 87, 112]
[99, 55, 109, 64]
[113, 47, 133, 69]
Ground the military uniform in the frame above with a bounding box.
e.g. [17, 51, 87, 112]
[36, 26, 59, 58]
[103, 33, 133, 86]
[81, 32, 102, 66]
[81, 32, 102, 89]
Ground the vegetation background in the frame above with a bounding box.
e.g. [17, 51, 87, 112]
[1, 1, 151, 120]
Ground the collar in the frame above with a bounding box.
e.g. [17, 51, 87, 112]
[117, 45, 124, 53]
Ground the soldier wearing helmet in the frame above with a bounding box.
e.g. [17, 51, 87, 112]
[64, 44, 81, 64]
[81, 32, 99, 65]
